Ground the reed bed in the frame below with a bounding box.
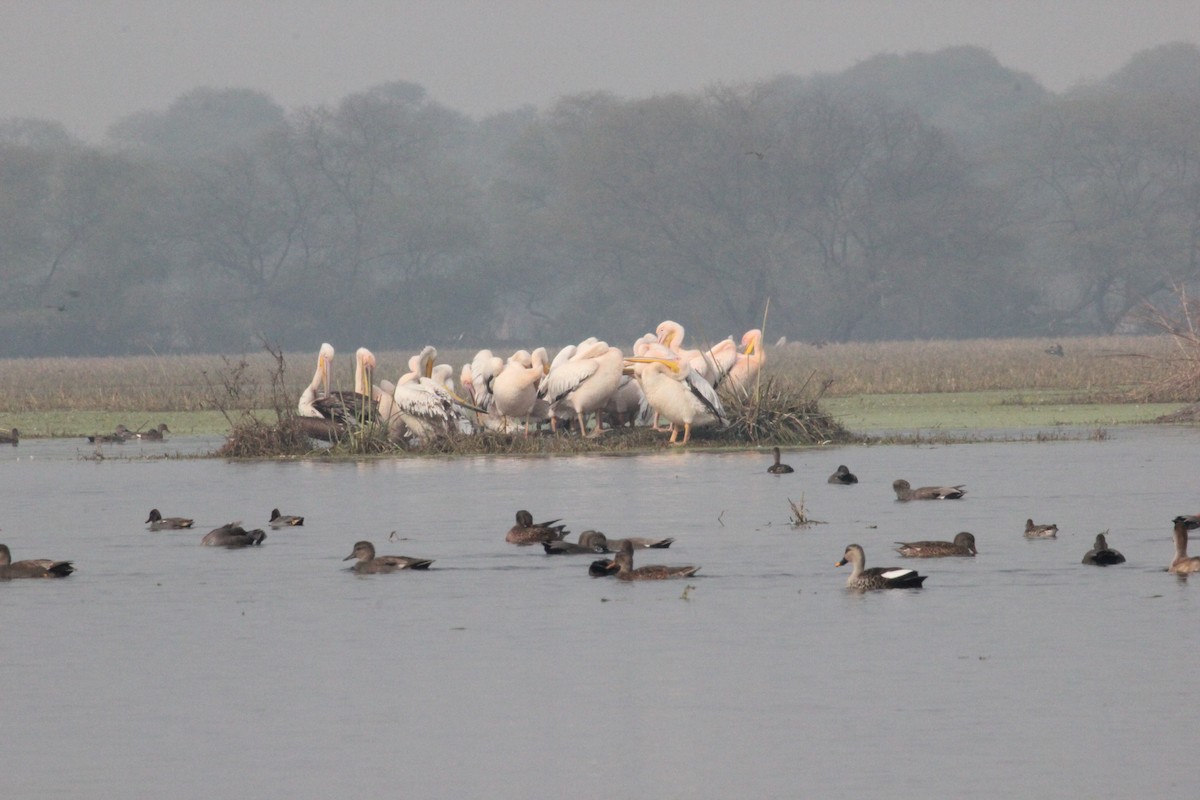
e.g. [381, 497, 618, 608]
[0, 336, 1186, 416]
[773, 336, 1184, 400]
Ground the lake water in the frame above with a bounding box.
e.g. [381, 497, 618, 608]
[2, 427, 1197, 799]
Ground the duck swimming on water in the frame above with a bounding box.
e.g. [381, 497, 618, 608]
[836, 544, 926, 590]
[202, 523, 266, 547]
[893, 480, 965, 501]
[505, 510, 568, 545]
[343, 540, 433, 573]
[827, 465, 858, 484]
[1082, 532, 1124, 566]
[895, 531, 977, 558]
[767, 447, 793, 474]
[0, 543, 74, 579]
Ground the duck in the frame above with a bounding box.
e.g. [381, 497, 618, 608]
[87, 424, 132, 444]
[611, 540, 699, 581]
[581, 531, 674, 550]
[892, 479, 966, 501]
[343, 540, 433, 573]
[269, 509, 305, 528]
[1024, 519, 1058, 538]
[0, 427, 17, 446]
[542, 534, 609, 555]
[895, 531, 977, 558]
[589, 558, 620, 577]
[1082, 532, 1125, 566]
[201, 523, 266, 547]
[1168, 515, 1200, 574]
[145, 508, 194, 530]
[767, 447, 794, 474]
[134, 423, 170, 440]
[836, 544, 926, 590]
[0, 543, 74, 579]
[827, 465, 858, 485]
[505, 510, 568, 545]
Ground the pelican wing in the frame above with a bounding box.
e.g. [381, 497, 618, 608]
[683, 370, 728, 426]
[539, 358, 599, 405]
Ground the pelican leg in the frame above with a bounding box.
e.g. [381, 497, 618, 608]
[668, 424, 679, 444]
[680, 422, 692, 445]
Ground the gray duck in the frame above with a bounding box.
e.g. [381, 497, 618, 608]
[579, 531, 674, 550]
[836, 544, 926, 590]
[146, 508, 194, 530]
[343, 540, 433, 573]
[543, 531, 609, 555]
[892, 479, 965, 501]
[895, 531, 977, 558]
[202, 523, 266, 547]
[0, 543, 74, 579]
[269, 508, 305, 528]
[1081, 532, 1125, 566]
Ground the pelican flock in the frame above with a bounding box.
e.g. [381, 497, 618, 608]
[296, 321, 768, 447]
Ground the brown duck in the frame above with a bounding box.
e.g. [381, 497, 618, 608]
[505, 510, 568, 545]
[610, 540, 699, 581]
[0, 543, 74, 579]
[1169, 515, 1200, 574]
[134, 423, 170, 440]
[1024, 519, 1058, 538]
[895, 531, 977, 558]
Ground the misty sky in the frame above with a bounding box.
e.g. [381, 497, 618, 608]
[3, 0, 1198, 141]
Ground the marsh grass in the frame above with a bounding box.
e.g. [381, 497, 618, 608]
[773, 335, 1181, 398]
[0, 335, 1191, 445]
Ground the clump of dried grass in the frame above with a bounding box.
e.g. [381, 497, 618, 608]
[1135, 286, 1200, 406]
[714, 373, 850, 446]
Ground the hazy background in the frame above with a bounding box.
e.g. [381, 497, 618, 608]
[5, 1, 1197, 142]
[3, 2, 1200, 356]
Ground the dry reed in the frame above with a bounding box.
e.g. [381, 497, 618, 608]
[0, 336, 1180, 416]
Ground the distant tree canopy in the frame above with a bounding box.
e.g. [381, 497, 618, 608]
[2, 45, 1200, 355]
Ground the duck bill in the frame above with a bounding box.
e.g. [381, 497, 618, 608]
[835, 558, 848, 568]
[342, 553, 356, 561]
[624, 356, 681, 374]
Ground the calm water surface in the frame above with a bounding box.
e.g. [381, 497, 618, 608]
[2, 428, 1197, 799]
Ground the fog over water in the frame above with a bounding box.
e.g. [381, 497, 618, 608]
[4, 0, 1198, 140]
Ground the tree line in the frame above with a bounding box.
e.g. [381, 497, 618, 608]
[2, 43, 1199, 356]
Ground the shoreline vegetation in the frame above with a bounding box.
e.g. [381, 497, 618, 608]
[0, 334, 1196, 454]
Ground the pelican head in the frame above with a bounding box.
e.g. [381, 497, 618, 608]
[656, 320, 685, 349]
[741, 329, 762, 354]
